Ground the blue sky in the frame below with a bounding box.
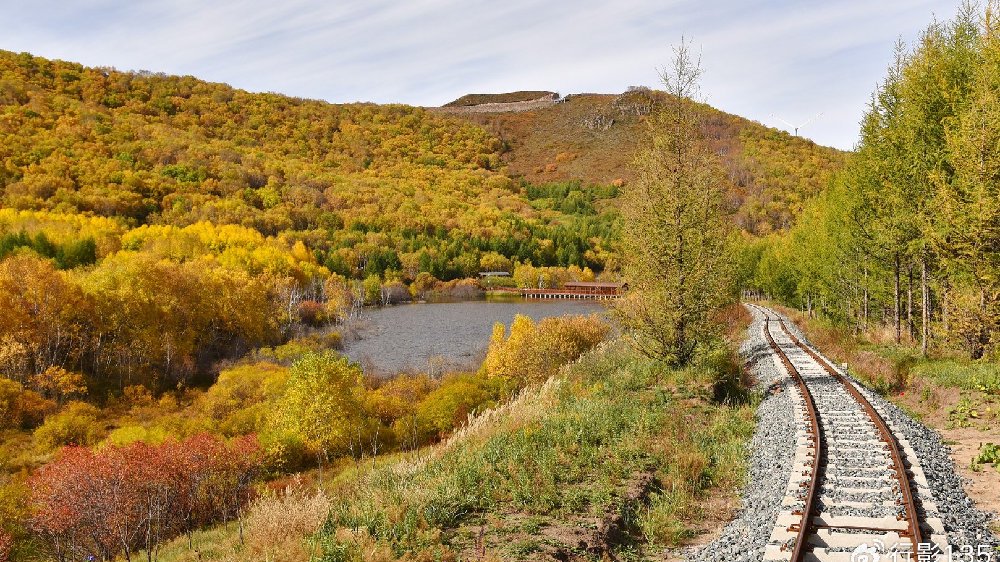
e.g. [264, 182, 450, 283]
[1, 0, 963, 150]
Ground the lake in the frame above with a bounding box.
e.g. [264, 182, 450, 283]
[341, 299, 608, 376]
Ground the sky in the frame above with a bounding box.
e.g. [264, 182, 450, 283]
[1, 0, 965, 150]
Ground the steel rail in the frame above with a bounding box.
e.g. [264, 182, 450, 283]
[752, 305, 824, 561]
[778, 320, 924, 555]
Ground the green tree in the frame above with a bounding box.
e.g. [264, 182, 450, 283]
[935, 9, 1000, 357]
[615, 40, 733, 366]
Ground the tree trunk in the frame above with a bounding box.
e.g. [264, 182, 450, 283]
[863, 266, 870, 332]
[943, 284, 950, 335]
[921, 258, 929, 357]
[907, 264, 914, 341]
[894, 253, 901, 344]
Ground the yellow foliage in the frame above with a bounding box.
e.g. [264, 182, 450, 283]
[270, 352, 367, 459]
[0, 380, 54, 430]
[481, 314, 609, 385]
[412, 374, 494, 440]
[32, 401, 104, 452]
[29, 366, 87, 402]
[195, 362, 289, 437]
[512, 263, 595, 288]
[367, 374, 435, 424]
[101, 425, 168, 447]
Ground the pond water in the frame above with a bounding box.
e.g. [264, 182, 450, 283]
[341, 299, 608, 376]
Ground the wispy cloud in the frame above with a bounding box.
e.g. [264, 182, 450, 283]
[0, 0, 962, 149]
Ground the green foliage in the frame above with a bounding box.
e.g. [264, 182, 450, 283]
[971, 442, 1000, 472]
[948, 397, 981, 428]
[318, 340, 755, 558]
[0, 49, 616, 286]
[739, 5, 1000, 361]
[270, 352, 367, 460]
[413, 374, 495, 439]
[192, 362, 289, 437]
[0, 230, 97, 269]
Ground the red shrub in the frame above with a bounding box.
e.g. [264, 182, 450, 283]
[297, 300, 327, 326]
[29, 434, 261, 561]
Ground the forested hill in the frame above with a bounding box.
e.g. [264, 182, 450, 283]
[441, 89, 845, 234]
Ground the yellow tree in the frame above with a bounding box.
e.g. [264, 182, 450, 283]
[29, 366, 87, 404]
[272, 352, 368, 470]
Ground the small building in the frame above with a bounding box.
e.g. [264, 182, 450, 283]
[478, 271, 511, 277]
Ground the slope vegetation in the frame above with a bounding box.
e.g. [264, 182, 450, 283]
[444, 89, 845, 234]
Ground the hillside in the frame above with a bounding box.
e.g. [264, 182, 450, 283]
[441, 88, 845, 234]
[0, 49, 847, 397]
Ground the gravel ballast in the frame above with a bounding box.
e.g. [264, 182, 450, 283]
[686, 306, 798, 562]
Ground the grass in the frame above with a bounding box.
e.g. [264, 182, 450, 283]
[773, 304, 1000, 430]
[310, 339, 756, 560]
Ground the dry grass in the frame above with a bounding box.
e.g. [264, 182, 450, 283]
[715, 303, 753, 342]
[242, 480, 331, 561]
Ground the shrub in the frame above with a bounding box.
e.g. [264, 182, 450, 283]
[0, 379, 52, 430]
[29, 434, 261, 561]
[195, 362, 289, 437]
[381, 281, 410, 304]
[367, 374, 435, 424]
[33, 401, 103, 451]
[410, 272, 439, 299]
[481, 314, 609, 385]
[29, 366, 87, 403]
[298, 300, 328, 326]
[102, 425, 168, 447]
[413, 374, 495, 441]
[363, 274, 382, 305]
[0, 530, 11, 562]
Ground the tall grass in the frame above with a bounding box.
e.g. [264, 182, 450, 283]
[143, 338, 757, 562]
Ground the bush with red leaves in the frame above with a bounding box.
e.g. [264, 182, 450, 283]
[29, 433, 261, 561]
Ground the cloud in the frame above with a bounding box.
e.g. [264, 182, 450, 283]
[0, 0, 963, 149]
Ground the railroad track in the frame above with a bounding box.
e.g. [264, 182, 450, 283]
[749, 304, 949, 562]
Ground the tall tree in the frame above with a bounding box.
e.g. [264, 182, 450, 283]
[615, 40, 733, 366]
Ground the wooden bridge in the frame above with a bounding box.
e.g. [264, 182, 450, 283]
[493, 282, 626, 300]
